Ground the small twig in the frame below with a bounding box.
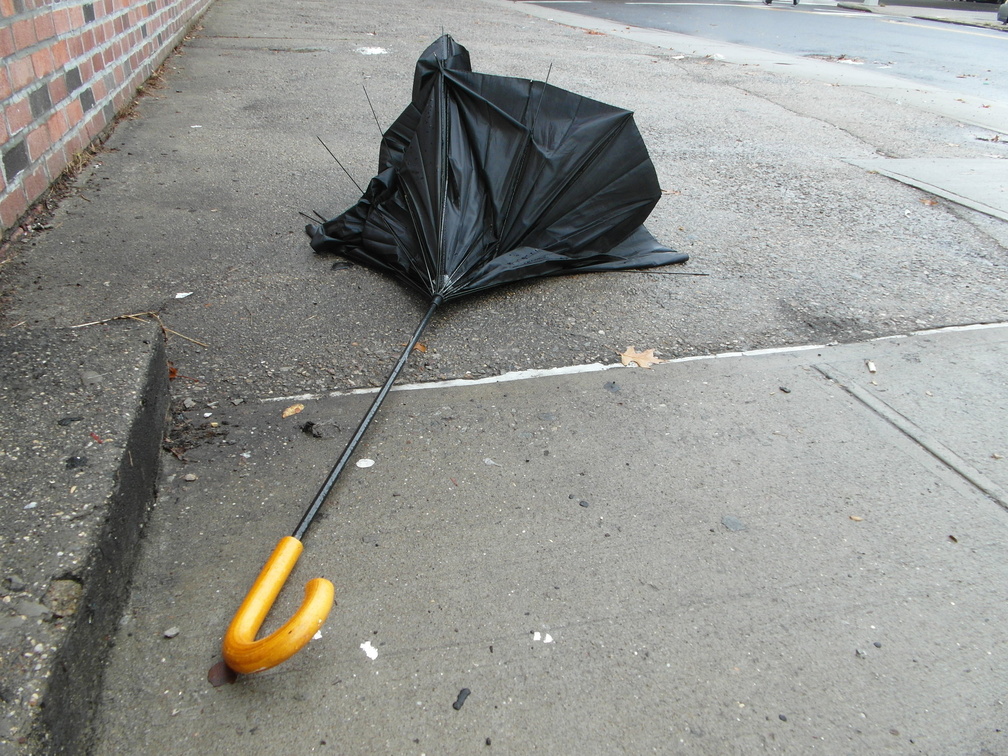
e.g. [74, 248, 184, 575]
[72, 310, 209, 347]
[71, 311, 158, 328]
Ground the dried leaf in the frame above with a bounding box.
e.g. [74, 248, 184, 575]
[585, 29, 604, 35]
[282, 403, 305, 418]
[168, 362, 178, 381]
[619, 346, 668, 369]
[413, 342, 428, 354]
[849, 515, 864, 522]
[920, 198, 938, 206]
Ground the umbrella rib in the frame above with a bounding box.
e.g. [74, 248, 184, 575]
[317, 136, 364, 194]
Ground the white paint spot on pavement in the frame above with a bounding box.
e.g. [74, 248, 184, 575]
[356, 458, 375, 468]
[360, 640, 378, 660]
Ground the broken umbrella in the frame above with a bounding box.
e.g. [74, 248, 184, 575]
[222, 34, 688, 674]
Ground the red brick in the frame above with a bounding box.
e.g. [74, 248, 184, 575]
[92, 77, 106, 100]
[90, 51, 103, 74]
[26, 124, 51, 161]
[13, 19, 36, 50]
[53, 8, 71, 35]
[46, 110, 68, 142]
[22, 165, 50, 205]
[64, 131, 84, 159]
[47, 74, 67, 105]
[33, 12, 55, 42]
[6, 97, 31, 135]
[65, 97, 84, 127]
[0, 67, 10, 100]
[83, 111, 104, 139]
[45, 147, 67, 182]
[67, 33, 83, 58]
[51, 39, 70, 68]
[0, 0, 15, 17]
[0, 25, 13, 57]
[8, 56, 34, 91]
[70, 5, 84, 27]
[31, 48, 55, 78]
[1, 186, 29, 230]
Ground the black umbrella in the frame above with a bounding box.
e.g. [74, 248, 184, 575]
[222, 35, 688, 674]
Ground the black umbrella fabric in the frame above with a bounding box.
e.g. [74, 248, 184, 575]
[306, 34, 687, 301]
[222, 35, 686, 676]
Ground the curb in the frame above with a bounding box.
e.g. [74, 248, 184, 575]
[0, 322, 169, 754]
[836, 2, 1008, 30]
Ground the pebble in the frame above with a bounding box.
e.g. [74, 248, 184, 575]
[453, 688, 471, 710]
[4, 575, 26, 592]
[163, 626, 180, 639]
[579, 500, 590, 508]
[183, 473, 197, 482]
[182, 398, 196, 409]
[721, 515, 746, 532]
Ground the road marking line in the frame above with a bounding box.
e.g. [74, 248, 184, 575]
[262, 322, 1008, 403]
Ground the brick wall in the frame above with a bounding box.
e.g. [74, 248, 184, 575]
[0, 0, 212, 232]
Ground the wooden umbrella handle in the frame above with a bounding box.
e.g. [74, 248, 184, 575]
[222, 536, 335, 674]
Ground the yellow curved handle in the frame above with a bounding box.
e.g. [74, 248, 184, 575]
[222, 536, 335, 675]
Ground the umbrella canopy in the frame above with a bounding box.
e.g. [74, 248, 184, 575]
[306, 34, 687, 302]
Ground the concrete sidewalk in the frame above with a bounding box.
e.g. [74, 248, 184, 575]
[95, 324, 1008, 754]
[0, 0, 1007, 751]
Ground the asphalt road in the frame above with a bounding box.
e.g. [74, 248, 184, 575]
[528, 0, 1008, 99]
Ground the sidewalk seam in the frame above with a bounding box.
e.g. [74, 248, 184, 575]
[814, 362, 1008, 511]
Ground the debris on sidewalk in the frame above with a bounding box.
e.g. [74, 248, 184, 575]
[453, 688, 471, 710]
[282, 403, 304, 418]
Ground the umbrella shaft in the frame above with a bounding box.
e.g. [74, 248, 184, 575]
[292, 296, 443, 541]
